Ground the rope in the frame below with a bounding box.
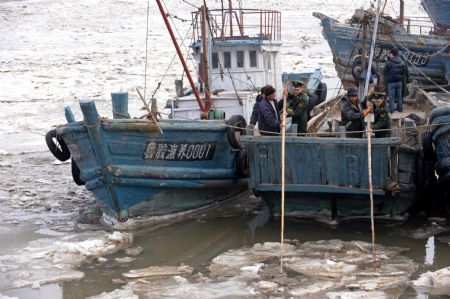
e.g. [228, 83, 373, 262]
[158, 111, 450, 137]
[149, 23, 194, 100]
[168, 13, 191, 23]
[143, 1, 150, 103]
[203, 6, 242, 104]
[182, 0, 199, 9]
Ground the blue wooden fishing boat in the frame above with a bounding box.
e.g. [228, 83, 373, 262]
[45, 2, 328, 225]
[49, 100, 248, 223]
[313, 9, 449, 89]
[242, 1, 450, 221]
[421, 0, 450, 31]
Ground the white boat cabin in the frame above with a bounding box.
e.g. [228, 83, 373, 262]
[167, 5, 282, 122]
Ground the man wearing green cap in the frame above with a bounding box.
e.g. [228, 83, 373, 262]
[366, 91, 391, 138]
[282, 80, 309, 134]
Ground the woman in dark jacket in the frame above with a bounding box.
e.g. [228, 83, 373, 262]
[250, 85, 270, 126]
[257, 86, 280, 136]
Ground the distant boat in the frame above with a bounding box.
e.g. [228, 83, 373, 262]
[421, 0, 450, 31]
[313, 10, 449, 89]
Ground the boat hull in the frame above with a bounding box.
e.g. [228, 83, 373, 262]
[242, 135, 420, 220]
[421, 0, 450, 30]
[56, 102, 248, 222]
[314, 12, 449, 88]
[261, 191, 416, 220]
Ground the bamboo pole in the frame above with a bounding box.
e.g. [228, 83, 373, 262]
[364, 0, 382, 256]
[280, 81, 289, 272]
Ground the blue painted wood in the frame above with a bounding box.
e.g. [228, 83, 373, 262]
[111, 91, 130, 119]
[421, 0, 450, 29]
[442, 54, 450, 84]
[56, 100, 248, 222]
[64, 106, 76, 123]
[242, 135, 419, 217]
[313, 12, 449, 87]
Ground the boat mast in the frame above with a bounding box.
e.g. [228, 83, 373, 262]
[201, 4, 212, 111]
[155, 0, 206, 114]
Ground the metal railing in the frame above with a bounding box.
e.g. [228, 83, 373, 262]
[192, 8, 281, 42]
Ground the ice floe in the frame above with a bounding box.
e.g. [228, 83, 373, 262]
[93, 240, 418, 298]
[0, 231, 133, 290]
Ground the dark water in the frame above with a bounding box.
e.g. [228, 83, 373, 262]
[4, 209, 449, 298]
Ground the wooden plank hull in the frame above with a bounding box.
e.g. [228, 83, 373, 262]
[242, 135, 420, 219]
[57, 118, 247, 222]
[421, 0, 450, 29]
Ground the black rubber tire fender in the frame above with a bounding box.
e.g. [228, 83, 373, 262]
[422, 131, 435, 161]
[429, 105, 450, 124]
[432, 124, 450, 143]
[71, 158, 85, 186]
[236, 148, 249, 178]
[431, 114, 450, 135]
[226, 115, 247, 149]
[45, 129, 71, 162]
[315, 82, 327, 104]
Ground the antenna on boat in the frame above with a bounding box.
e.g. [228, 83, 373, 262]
[155, 0, 210, 118]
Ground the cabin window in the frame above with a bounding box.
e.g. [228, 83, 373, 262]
[212, 52, 219, 69]
[224, 51, 231, 68]
[237, 51, 244, 68]
[250, 50, 257, 67]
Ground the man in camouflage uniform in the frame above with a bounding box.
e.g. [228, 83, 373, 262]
[366, 91, 391, 138]
[282, 80, 309, 134]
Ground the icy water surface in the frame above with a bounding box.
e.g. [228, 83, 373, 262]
[2, 0, 449, 298]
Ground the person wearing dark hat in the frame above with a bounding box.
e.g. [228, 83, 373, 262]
[341, 87, 371, 138]
[257, 86, 280, 135]
[366, 91, 391, 138]
[281, 80, 309, 134]
[383, 48, 407, 114]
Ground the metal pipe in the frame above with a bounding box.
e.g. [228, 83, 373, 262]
[155, 0, 205, 112]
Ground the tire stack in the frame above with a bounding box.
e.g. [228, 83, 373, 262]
[429, 106, 450, 185]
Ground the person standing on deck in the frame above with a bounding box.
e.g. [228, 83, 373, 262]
[383, 48, 407, 114]
[366, 91, 391, 138]
[257, 86, 280, 136]
[352, 49, 379, 94]
[250, 85, 271, 126]
[341, 87, 371, 138]
[280, 80, 309, 134]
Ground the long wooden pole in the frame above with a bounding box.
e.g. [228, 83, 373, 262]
[364, 0, 383, 256]
[280, 82, 288, 272]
